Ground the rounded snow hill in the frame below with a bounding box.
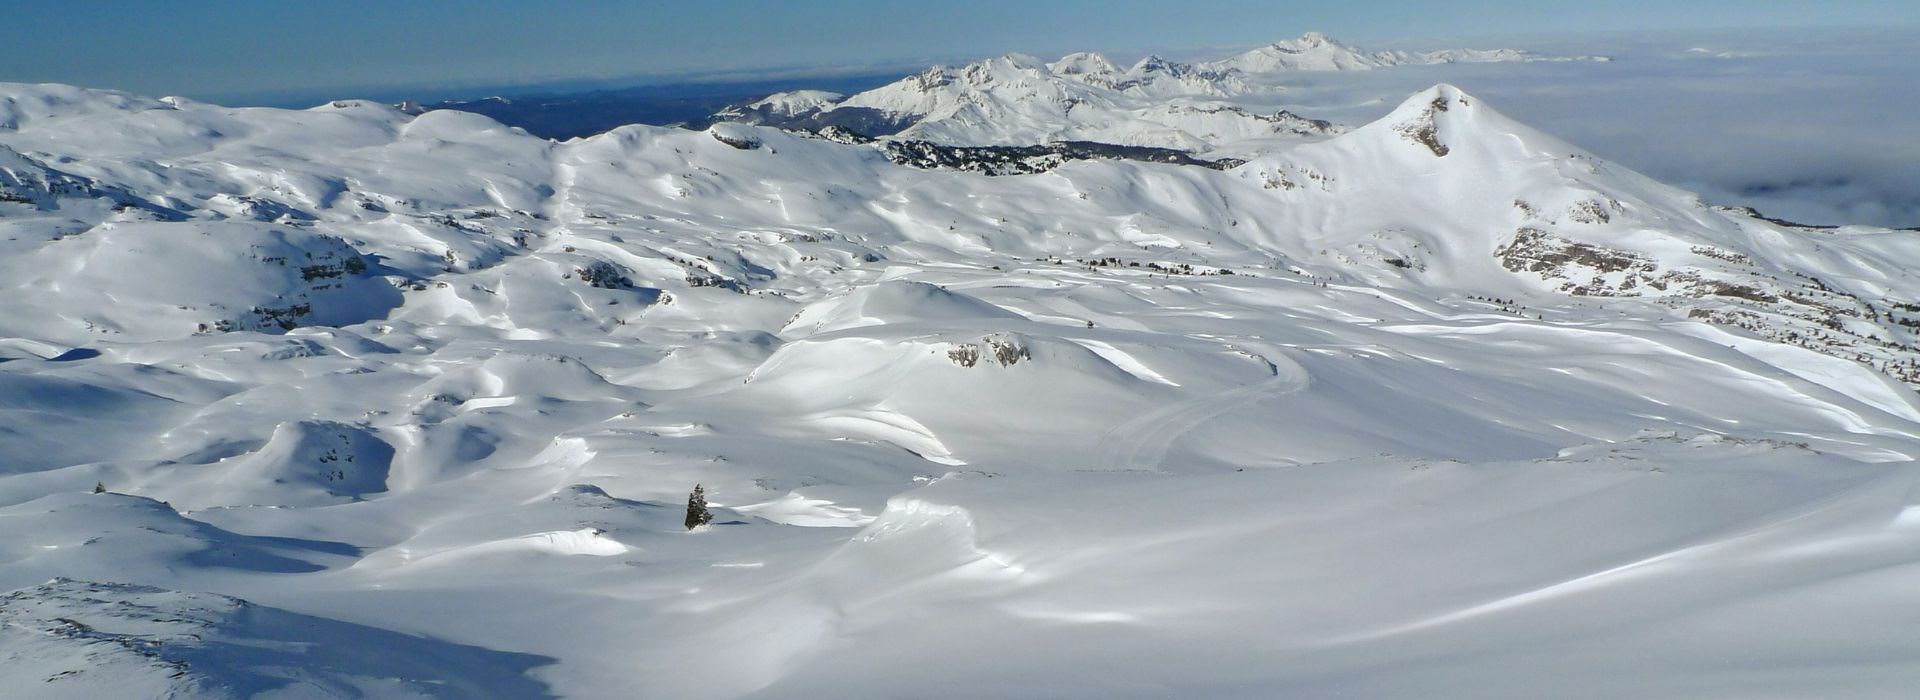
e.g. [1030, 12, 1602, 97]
[142, 420, 394, 510]
[1210, 32, 1393, 72]
[717, 326, 1279, 466]
[3, 221, 401, 342]
[411, 351, 634, 405]
[0, 492, 348, 581]
[781, 280, 1024, 336]
[0, 82, 172, 131]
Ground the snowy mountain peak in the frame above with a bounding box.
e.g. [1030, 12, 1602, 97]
[1210, 32, 1387, 72]
[990, 52, 1050, 72]
[1050, 51, 1122, 78]
[1206, 32, 1605, 73]
[1128, 54, 1181, 74]
[743, 89, 843, 117]
[1278, 31, 1340, 49]
[1356, 83, 1569, 161]
[1386, 82, 1479, 138]
[903, 65, 954, 92]
[941, 53, 1055, 89]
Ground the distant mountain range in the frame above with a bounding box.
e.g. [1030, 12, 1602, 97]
[402, 33, 1604, 146]
[718, 33, 1607, 152]
[404, 71, 908, 140]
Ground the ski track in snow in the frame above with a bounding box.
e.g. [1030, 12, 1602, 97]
[1096, 344, 1302, 471]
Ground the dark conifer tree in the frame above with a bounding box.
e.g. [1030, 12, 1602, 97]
[684, 484, 712, 530]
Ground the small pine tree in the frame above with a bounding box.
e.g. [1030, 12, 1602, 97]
[684, 484, 713, 530]
[92, 482, 106, 494]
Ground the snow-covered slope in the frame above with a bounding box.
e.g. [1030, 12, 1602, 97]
[0, 577, 551, 698]
[712, 89, 844, 123]
[2, 78, 1919, 698]
[722, 33, 1602, 153]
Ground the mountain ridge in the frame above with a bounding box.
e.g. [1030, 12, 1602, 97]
[720, 33, 1607, 151]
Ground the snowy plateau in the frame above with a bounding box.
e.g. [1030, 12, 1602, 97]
[1, 32, 1919, 700]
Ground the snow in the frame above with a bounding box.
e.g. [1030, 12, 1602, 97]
[1206, 32, 1605, 74]
[2, 65, 1920, 698]
[723, 33, 1600, 154]
[740, 89, 843, 117]
[733, 491, 876, 528]
[0, 578, 553, 698]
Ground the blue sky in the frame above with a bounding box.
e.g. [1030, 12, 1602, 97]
[3, 1, 1916, 102]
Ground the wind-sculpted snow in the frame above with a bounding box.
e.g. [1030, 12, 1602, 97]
[3, 221, 400, 343]
[686, 444, 1920, 698]
[780, 280, 1023, 335]
[0, 493, 357, 583]
[2, 78, 1919, 697]
[0, 578, 554, 698]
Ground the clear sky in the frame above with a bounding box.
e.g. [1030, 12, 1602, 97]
[4, 1, 1915, 102]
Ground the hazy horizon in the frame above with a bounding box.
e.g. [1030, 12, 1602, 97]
[2, 2, 1915, 104]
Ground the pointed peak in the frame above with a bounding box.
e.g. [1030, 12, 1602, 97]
[1128, 54, 1179, 74]
[1051, 51, 1119, 76]
[1392, 84, 1476, 117]
[1340, 83, 1579, 162]
[1295, 31, 1334, 46]
[943, 53, 1053, 89]
[989, 53, 1048, 71]
[1271, 31, 1346, 51]
[1380, 84, 1483, 157]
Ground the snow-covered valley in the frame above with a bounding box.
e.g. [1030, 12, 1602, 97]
[2, 46, 1919, 698]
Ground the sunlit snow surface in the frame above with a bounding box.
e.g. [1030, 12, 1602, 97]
[1, 79, 1919, 698]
